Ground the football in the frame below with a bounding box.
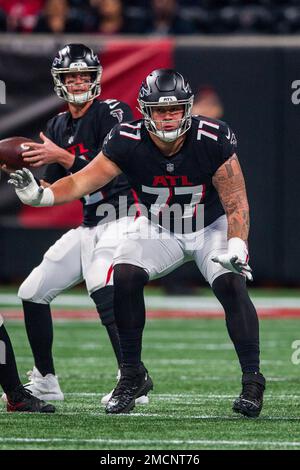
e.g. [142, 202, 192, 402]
[0, 136, 33, 170]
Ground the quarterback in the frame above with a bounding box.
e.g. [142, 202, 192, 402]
[9, 69, 266, 417]
[3, 43, 151, 405]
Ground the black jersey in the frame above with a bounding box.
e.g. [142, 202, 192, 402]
[43, 99, 136, 226]
[102, 116, 238, 233]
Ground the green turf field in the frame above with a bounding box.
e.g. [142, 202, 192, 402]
[0, 317, 300, 450]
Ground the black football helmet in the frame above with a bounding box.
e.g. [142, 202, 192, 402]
[51, 44, 102, 104]
[138, 69, 194, 142]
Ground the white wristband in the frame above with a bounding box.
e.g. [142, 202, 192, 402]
[38, 187, 55, 207]
[228, 237, 248, 260]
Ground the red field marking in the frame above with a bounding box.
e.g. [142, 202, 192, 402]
[2, 308, 300, 320]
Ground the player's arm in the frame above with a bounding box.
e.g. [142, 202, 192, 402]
[8, 152, 121, 207]
[211, 153, 252, 280]
[39, 180, 51, 188]
[212, 153, 249, 241]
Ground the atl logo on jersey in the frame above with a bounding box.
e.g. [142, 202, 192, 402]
[67, 142, 89, 157]
[152, 175, 194, 187]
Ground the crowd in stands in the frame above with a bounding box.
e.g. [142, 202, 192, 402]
[1, 0, 300, 35]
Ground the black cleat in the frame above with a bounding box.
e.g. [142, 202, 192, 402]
[105, 363, 153, 414]
[6, 385, 55, 413]
[233, 372, 266, 418]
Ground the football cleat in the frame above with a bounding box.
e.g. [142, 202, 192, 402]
[6, 385, 55, 413]
[101, 367, 150, 406]
[2, 367, 64, 402]
[105, 363, 153, 414]
[233, 372, 266, 418]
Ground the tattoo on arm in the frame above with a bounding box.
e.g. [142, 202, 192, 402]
[212, 153, 250, 241]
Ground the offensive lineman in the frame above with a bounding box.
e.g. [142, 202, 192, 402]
[3, 44, 151, 405]
[9, 69, 266, 417]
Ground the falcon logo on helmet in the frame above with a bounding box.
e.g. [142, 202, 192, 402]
[51, 44, 103, 105]
[139, 81, 151, 98]
[138, 69, 194, 143]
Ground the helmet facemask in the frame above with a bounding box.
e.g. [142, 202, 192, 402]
[138, 96, 194, 142]
[51, 65, 102, 104]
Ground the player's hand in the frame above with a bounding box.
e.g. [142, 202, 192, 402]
[211, 237, 253, 281]
[8, 168, 45, 206]
[22, 132, 74, 168]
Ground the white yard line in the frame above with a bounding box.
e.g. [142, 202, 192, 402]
[63, 392, 300, 399]
[0, 437, 299, 447]
[10, 357, 288, 366]
[1, 293, 300, 310]
[52, 412, 300, 421]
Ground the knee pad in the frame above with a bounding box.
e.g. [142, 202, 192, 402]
[85, 259, 112, 294]
[90, 286, 114, 326]
[18, 267, 50, 304]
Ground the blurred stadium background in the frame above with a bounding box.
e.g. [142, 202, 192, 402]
[0, 0, 300, 451]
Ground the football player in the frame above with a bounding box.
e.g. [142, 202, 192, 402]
[0, 314, 55, 412]
[9, 69, 266, 417]
[2, 44, 151, 405]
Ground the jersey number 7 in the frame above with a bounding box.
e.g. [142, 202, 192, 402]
[142, 184, 204, 218]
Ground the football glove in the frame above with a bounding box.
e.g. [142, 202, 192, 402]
[212, 237, 253, 281]
[8, 168, 54, 207]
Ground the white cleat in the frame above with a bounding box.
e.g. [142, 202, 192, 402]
[1, 393, 7, 403]
[2, 366, 64, 402]
[24, 367, 64, 401]
[101, 369, 150, 406]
